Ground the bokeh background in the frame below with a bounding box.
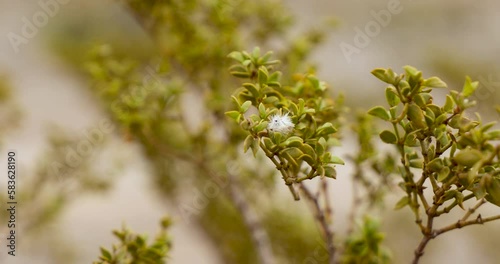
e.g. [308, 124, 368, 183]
[0, 0, 499, 263]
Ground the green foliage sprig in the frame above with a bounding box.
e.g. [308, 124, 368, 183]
[369, 66, 500, 263]
[94, 218, 172, 264]
[227, 47, 345, 200]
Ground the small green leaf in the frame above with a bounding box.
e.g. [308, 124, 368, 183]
[258, 66, 269, 85]
[259, 51, 273, 64]
[329, 155, 345, 165]
[462, 76, 479, 97]
[385, 87, 400, 107]
[243, 135, 254, 153]
[437, 167, 450, 182]
[316, 122, 338, 137]
[254, 121, 268, 133]
[427, 158, 443, 172]
[243, 83, 260, 98]
[252, 47, 261, 59]
[453, 148, 483, 167]
[394, 196, 409, 210]
[422, 76, 447, 88]
[484, 175, 500, 207]
[407, 103, 426, 129]
[299, 154, 316, 166]
[299, 144, 317, 160]
[225, 111, 241, 121]
[283, 136, 304, 148]
[443, 95, 454, 112]
[230, 71, 251, 78]
[368, 106, 391, 121]
[263, 137, 276, 151]
[228, 51, 245, 62]
[409, 159, 423, 169]
[403, 65, 421, 78]
[240, 100, 252, 113]
[371, 68, 395, 84]
[258, 103, 266, 118]
[100, 247, 112, 261]
[324, 166, 336, 179]
[379, 130, 397, 144]
[316, 166, 325, 178]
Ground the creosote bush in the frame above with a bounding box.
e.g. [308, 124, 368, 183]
[23, 1, 500, 263]
[226, 47, 345, 200]
[226, 49, 500, 263]
[368, 66, 500, 263]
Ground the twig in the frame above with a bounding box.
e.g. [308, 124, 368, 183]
[435, 214, 500, 236]
[412, 236, 432, 264]
[300, 183, 336, 264]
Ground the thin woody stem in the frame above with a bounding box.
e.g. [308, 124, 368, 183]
[300, 183, 336, 264]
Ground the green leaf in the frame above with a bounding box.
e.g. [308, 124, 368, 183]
[299, 144, 317, 160]
[427, 158, 443, 172]
[394, 196, 409, 210]
[258, 103, 266, 118]
[484, 176, 500, 207]
[368, 106, 390, 121]
[252, 47, 261, 59]
[243, 83, 260, 98]
[422, 76, 447, 88]
[316, 122, 338, 137]
[243, 135, 254, 153]
[379, 130, 397, 144]
[462, 76, 479, 97]
[254, 121, 268, 133]
[240, 100, 252, 113]
[259, 51, 273, 64]
[283, 136, 304, 148]
[227, 51, 245, 62]
[403, 65, 421, 78]
[268, 71, 282, 83]
[324, 166, 337, 179]
[258, 66, 269, 85]
[443, 95, 454, 112]
[453, 148, 483, 167]
[437, 167, 450, 182]
[225, 111, 241, 122]
[414, 93, 432, 108]
[262, 137, 276, 151]
[371, 68, 395, 84]
[299, 154, 316, 166]
[385, 87, 400, 107]
[329, 155, 345, 165]
[407, 103, 426, 129]
[230, 71, 251, 78]
[409, 159, 423, 169]
[100, 247, 112, 261]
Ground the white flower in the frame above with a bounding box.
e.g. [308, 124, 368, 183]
[267, 113, 294, 134]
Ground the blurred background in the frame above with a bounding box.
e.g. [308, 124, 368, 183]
[0, 0, 499, 263]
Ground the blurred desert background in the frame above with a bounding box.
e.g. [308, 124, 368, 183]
[0, 0, 500, 263]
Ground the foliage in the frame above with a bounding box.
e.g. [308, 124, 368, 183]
[94, 218, 172, 264]
[14, 0, 500, 263]
[227, 47, 345, 199]
[369, 66, 500, 262]
[341, 217, 391, 264]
